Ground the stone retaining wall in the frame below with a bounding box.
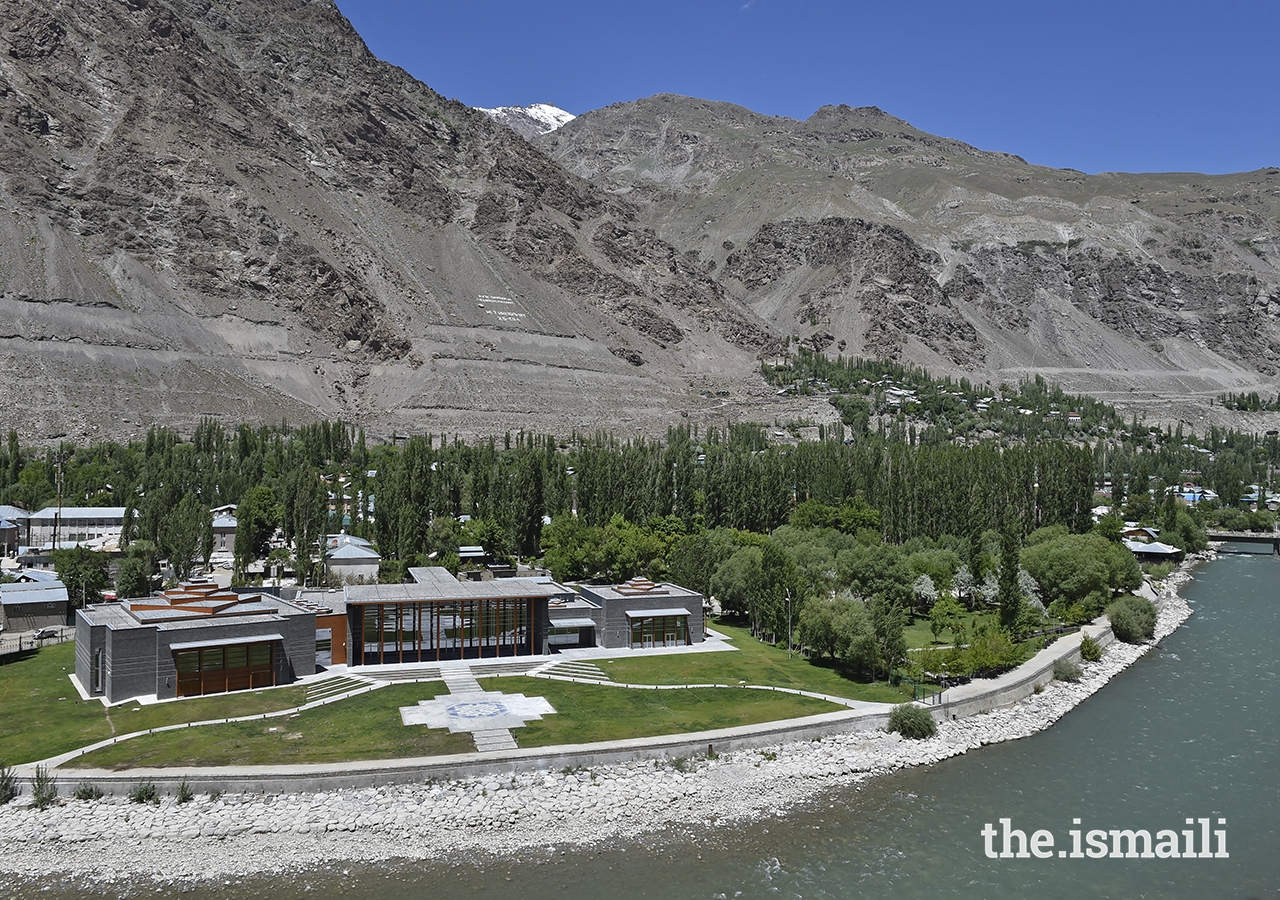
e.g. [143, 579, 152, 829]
[934, 619, 1115, 720]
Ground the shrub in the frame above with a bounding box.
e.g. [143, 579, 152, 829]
[886, 703, 937, 740]
[1106, 595, 1157, 644]
[0, 763, 18, 805]
[1079, 633, 1102, 662]
[965, 625, 1023, 676]
[1053, 658, 1082, 683]
[128, 781, 159, 805]
[1144, 561, 1175, 580]
[72, 782, 104, 802]
[30, 766, 57, 810]
[176, 779, 194, 805]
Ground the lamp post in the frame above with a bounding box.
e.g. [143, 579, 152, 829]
[785, 588, 793, 658]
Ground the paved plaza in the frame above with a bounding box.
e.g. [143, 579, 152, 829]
[399, 691, 556, 734]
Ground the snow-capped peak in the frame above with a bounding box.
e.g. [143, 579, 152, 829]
[478, 103, 576, 140]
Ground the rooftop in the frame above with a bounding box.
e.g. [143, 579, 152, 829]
[582, 577, 702, 602]
[79, 579, 311, 627]
[345, 566, 573, 605]
[29, 506, 129, 520]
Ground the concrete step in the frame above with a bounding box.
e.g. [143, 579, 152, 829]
[442, 671, 483, 694]
[304, 677, 371, 703]
[472, 729, 518, 752]
[542, 662, 611, 682]
[360, 666, 444, 683]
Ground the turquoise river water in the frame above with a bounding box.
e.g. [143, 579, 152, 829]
[18, 552, 1280, 899]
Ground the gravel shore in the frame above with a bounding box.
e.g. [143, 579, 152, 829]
[0, 561, 1201, 885]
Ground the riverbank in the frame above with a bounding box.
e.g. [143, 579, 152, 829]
[0, 557, 1203, 885]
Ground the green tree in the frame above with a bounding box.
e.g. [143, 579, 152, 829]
[1093, 512, 1124, 543]
[835, 543, 913, 609]
[868, 596, 907, 682]
[997, 529, 1022, 630]
[759, 540, 803, 645]
[161, 494, 205, 582]
[709, 546, 763, 620]
[6, 428, 19, 485]
[234, 486, 280, 582]
[797, 595, 842, 659]
[929, 594, 966, 643]
[53, 546, 110, 609]
[1020, 532, 1140, 623]
[541, 515, 601, 582]
[667, 529, 737, 598]
[114, 555, 151, 600]
[832, 595, 877, 673]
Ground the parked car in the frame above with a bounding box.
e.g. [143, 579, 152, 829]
[31, 627, 58, 641]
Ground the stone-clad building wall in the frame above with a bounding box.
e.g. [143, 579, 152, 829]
[578, 583, 704, 649]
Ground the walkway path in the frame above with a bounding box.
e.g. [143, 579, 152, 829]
[524, 665, 888, 712]
[439, 669, 518, 752]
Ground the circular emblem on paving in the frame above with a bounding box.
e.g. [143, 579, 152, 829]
[447, 701, 507, 719]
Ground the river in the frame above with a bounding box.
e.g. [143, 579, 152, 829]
[13, 553, 1279, 899]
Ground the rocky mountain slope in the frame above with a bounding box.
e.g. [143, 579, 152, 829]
[0, 1, 778, 444]
[538, 96, 1280, 423]
[3, 1, 1277, 445]
[479, 103, 575, 141]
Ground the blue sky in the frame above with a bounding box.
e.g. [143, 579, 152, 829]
[334, 1, 1278, 175]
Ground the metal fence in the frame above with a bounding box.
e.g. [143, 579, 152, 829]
[0, 626, 72, 659]
[894, 673, 945, 705]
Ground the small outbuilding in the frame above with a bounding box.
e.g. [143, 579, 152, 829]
[323, 534, 381, 584]
[0, 576, 70, 630]
[577, 577, 705, 649]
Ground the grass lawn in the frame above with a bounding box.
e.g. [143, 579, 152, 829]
[66, 683, 473, 769]
[0, 642, 306, 765]
[483, 676, 844, 748]
[594, 621, 914, 704]
[904, 610, 999, 649]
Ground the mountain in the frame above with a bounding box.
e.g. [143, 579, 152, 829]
[479, 103, 575, 141]
[4, 4, 1278, 447]
[0, 1, 779, 445]
[537, 95, 1280, 424]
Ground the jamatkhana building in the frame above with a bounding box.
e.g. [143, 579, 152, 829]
[343, 567, 575, 664]
[75, 568, 706, 704]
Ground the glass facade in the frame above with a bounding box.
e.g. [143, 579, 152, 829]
[351, 598, 533, 664]
[629, 614, 689, 649]
[174, 641, 276, 696]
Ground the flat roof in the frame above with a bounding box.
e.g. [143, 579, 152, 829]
[548, 617, 598, 629]
[78, 604, 141, 628]
[1, 582, 69, 604]
[156, 613, 289, 632]
[547, 595, 601, 611]
[347, 566, 572, 605]
[170, 633, 285, 651]
[582, 581, 702, 603]
[29, 507, 128, 520]
[625, 608, 693, 618]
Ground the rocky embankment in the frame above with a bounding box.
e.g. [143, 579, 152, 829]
[0, 568, 1197, 884]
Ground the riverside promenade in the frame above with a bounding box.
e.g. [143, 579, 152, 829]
[16, 616, 1117, 795]
[0, 584, 1194, 883]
